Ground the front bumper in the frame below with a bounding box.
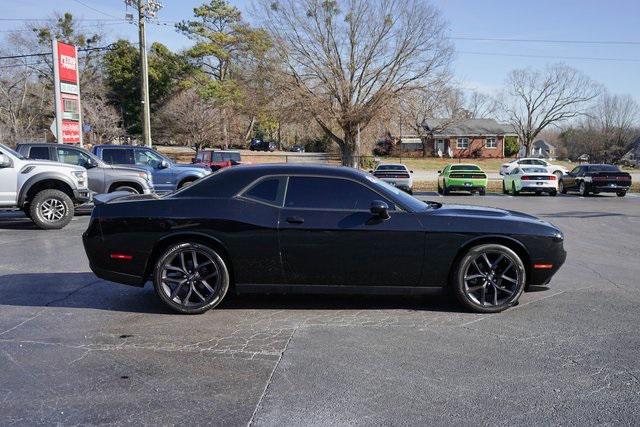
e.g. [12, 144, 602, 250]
[73, 189, 92, 203]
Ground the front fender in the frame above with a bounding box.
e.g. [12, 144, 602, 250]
[18, 172, 76, 206]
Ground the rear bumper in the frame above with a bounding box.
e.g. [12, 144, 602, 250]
[519, 183, 557, 192]
[591, 184, 630, 193]
[379, 178, 412, 190]
[88, 262, 146, 287]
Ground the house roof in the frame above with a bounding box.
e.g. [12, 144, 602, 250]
[422, 118, 516, 136]
[533, 139, 555, 149]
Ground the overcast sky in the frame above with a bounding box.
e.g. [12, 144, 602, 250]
[3, 0, 640, 103]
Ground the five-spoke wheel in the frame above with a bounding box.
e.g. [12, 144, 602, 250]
[453, 244, 526, 313]
[153, 242, 229, 314]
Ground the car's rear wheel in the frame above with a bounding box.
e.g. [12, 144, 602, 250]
[153, 242, 230, 314]
[479, 187, 486, 196]
[502, 181, 508, 194]
[453, 244, 526, 313]
[512, 182, 519, 195]
[437, 181, 442, 194]
[442, 182, 450, 195]
[617, 190, 626, 197]
[29, 189, 74, 230]
[549, 189, 557, 197]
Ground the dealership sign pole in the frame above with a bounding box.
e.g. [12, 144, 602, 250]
[52, 39, 83, 146]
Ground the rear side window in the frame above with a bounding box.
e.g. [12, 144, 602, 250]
[242, 177, 286, 206]
[28, 147, 50, 160]
[285, 176, 393, 210]
[102, 148, 134, 165]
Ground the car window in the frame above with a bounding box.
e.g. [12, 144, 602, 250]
[28, 146, 50, 160]
[196, 152, 208, 162]
[242, 177, 287, 205]
[511, 168, 520, 175]
[570, 166, 581, 175]
[285, 176, 394, 210]
[451, 165, 480, 171]
[532, 160, 547, 166]
[522, 167, 547, 173]
[57, 147, 92, 167]
[135, 149, 165, 168]
[102, 148, 134, 165]
[211, 153, 223, 161]
[377, 165, 406, 171]
[587, 165, 620, 172]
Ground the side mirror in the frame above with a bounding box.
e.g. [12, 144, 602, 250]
[410, 170, 414, 173]
[368, 170, 373, 174]
[85, 158, 98, 169]
[0, 154, 11, 168]
[370, 200, 390, 220]
[159, 160, 170, 169]
[437, 170, 441, 174]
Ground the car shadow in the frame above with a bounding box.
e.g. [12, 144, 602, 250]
[0, 272, 470, 314]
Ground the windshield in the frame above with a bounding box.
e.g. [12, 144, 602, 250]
[365, 174, 431, 212]
[451, 165, 480, 171]
[522, 167, 547, 173]
[0, 143, 26, 160]
[377, 164, 406, 171]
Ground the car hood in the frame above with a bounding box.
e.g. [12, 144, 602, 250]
[172, 162, 210, 171]
[23, 159, 84, 172]
[428, 203, 556, 228]
[106, 164, 149, 174]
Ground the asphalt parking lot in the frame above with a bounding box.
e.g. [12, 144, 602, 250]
[1, 192, 639, 425]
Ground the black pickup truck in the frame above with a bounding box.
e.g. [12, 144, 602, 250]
[559, 164, 632, 197]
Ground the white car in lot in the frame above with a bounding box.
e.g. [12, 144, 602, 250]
[370, 163, 413, 194]
[503, 166, 558, 196]
[500, 158, 567, 178]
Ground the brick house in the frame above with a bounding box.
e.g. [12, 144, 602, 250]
[422, 118, 517, 158]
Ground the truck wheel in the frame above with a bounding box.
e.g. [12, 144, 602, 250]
[113, 185, 139, 194]
[29, 189, 74, 230]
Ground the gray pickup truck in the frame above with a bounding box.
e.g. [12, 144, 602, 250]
[17, 143, 153, 195]
[0, 143, 91, 229]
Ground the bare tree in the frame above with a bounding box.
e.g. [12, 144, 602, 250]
[502, 64, 601, 156]
[258, 0, 453, 166]
[153, 89, 220, 152]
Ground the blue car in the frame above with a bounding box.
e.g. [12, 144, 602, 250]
[92, 145, 211, 194]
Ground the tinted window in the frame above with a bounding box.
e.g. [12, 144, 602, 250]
[570, 166, 581, 175]
[451, 165, 480, 171]
[377, 165, 406, 171]
[285, 176, 393, 210]
[522, 167, 546, 173]
[28, 147, 50, 160]
[587, 165, 619, 172]
[532, 160, 547, 166]
[102, 148, 134, 164]
[243, 177, 286, 205]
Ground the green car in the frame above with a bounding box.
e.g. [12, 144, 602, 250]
[437, 164, 488, 195]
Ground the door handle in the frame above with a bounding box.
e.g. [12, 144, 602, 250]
[286, 216, 304, 224]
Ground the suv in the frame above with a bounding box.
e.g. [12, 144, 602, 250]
[500, 158, 567, 178]
[17, 143, 153, 195]
[0, 143, 91, 229]
[193, 150, 243, 171]
[92, 145, 211, 194]
[249, 139, 276, 152]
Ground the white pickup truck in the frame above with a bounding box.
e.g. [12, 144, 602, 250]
[0, 143, 91, 229]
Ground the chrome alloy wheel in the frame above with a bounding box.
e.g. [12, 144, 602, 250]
[462, 251, 523, 307]
[160, 248, 221, 307]
[40, 198, 67, 222]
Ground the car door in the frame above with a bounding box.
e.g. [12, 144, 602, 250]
[278, 175, 424, 287]
[134, 148, 174, 192]
[56, 146, 105, 193]
[0, 149, 16, 206]
[564, 166, 581, 190]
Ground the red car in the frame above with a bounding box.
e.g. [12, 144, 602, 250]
[193, 150, 243, 171]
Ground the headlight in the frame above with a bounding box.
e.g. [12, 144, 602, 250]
[71, 170, 87, 186]
[553, 231, 564, 242]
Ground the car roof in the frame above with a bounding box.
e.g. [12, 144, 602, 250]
[17, 143, 89, 151]
[377, 163, 406, 167]
[226, 163, 368, 178]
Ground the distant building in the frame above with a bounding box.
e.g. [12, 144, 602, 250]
[530, 139, 556, 159]
[421, 118, 517, 158]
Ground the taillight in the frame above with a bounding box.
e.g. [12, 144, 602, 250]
[521, 176, 532, 180]
[110, 253, 133, 261]
[549, 175, 556, 180]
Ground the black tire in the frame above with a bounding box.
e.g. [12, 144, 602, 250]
[479, 187, 486, 196]
[178, 179, 196, 189]
[112, 185, 139, 194]
[579, 181, 589, 197]
[29, 189, 74, 230]
[512, 182, 519, 196]
[442, 182, 450, 195]
[617, 191, 626, 197]
[502, 181, 508, 195]
[453, 244, 526, 313]
[559, 180, 567, 194]
[153, 242, 230, 314]
[407, 188, 413, 195]
[549, 189, 557, 197]
[437, 181, 442, 194]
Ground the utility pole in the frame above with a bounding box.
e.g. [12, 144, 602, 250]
[125, 0, 162, 147]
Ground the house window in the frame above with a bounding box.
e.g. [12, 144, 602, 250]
[486, 137, 497, 149]
[456, 138, 469, 149]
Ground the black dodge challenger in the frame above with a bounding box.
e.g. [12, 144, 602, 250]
[83, 164, 566, 314]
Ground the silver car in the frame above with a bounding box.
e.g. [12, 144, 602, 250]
[370, 163, 414, 194]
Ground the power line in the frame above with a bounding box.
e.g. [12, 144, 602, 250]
[0, 45, 118, 61]
[70, 0, 122, 19]
[450, 36, 640, 46]
[0, 21, 129, 33]
[457, 50, 640, 63]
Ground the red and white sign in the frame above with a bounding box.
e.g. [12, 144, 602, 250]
[52, 40, 83, 145]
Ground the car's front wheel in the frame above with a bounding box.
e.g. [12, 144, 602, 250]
[579, 181, 589, 197]
[617, 190, 626, 197]
[453, 244, 526, 313]
[153, 242, 230, 314]
[29, 189, 74, 230]
[559, 180, 567, 194]
[512, 182, 519, 195]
